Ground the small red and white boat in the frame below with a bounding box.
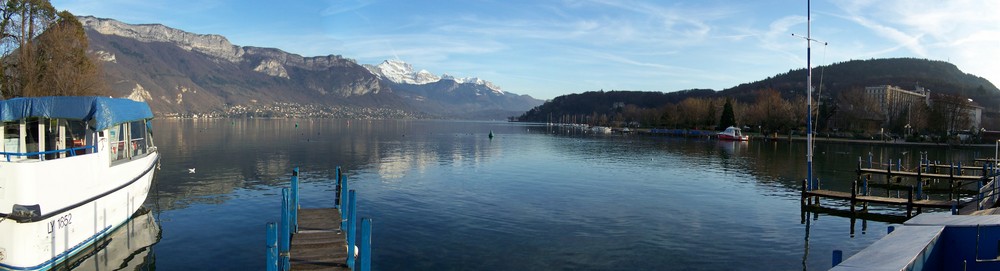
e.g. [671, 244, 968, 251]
[717, 126, 749, 141]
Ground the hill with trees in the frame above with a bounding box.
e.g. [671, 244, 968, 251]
[518, 58, 1000, 136]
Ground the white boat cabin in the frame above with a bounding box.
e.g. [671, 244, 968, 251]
[0, 117, 153, 164]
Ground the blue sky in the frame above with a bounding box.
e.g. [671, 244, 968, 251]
[52, 0, 1000, 100]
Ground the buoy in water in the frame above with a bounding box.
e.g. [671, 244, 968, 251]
[488, 130, 494, 139]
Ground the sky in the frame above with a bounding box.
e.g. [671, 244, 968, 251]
[51, 0, 1000, 100]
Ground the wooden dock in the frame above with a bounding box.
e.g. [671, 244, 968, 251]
[857, 168, 984, 182]
[802, 180, 960, 218]
[266, 167, 373, 271]
[803, 189, 955, 208]
[803, 156, 1000, 219]
[290, 208, 349, 270]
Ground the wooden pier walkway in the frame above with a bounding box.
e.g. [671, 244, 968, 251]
[290, 208, 349, 270]
[266, 167, 373, 271]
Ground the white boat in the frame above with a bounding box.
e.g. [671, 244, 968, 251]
[717, 126, 749, 141]
[590, 126, 612, 134]
[0, 97, 159, 271]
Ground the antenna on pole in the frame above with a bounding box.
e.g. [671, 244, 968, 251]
[790, 34, 828, 150]
[788, 0, 826, 191]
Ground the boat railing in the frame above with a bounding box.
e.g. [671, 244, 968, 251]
[0, 145, 97, 162]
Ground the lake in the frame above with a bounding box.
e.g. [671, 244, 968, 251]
[106, 119, 993, 270]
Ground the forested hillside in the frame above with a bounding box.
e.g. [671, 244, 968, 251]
[721, 58, 998, 105]
[518, 58, 1000, 135]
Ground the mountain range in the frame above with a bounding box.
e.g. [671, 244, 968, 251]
[79, 16, 543, 119]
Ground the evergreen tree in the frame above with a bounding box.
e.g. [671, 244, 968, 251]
[718, 98, 735, 130]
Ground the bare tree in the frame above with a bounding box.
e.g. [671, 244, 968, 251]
[929, 93, 972, 134]
[745, 89, 793, 133]
[830, 87, 882, 133]
[1, 0, 56, 97]
[0, 1, 105, 98]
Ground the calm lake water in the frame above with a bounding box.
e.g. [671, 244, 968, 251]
[106, 119, 993, 270]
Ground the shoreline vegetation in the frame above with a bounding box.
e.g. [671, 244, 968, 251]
[634, 128, 997, 149]
[544, 123, 996, 149]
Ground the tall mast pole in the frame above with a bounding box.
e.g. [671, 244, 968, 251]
[806, 0, 814, 190]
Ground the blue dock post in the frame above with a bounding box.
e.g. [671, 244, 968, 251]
[340, 175, 349, 230]
[832, 250, 843, 267]
[347, 190, 358, 268]
[868, 152, 872, 168]
[978, 180, 984, 210]
[335, 166, 342, 208]
[360, 218, 373, 271]
[291, 167, 299, 233]
[863, 174, 869, 196]
[917, 177, 923, 200]
[266, 222, 278, 271]
[280, 188, 290, 270]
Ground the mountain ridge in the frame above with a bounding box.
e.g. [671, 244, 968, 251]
[79, 16, 542, 119]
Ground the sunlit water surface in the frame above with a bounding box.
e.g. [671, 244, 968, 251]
[111, 119, 992, 270]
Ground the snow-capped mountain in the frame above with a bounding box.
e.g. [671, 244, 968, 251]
[362, 59, 540, 118]
[441, 74, 503, 95]
[364, 59, 441, 85]
[365, 60, 505, 95]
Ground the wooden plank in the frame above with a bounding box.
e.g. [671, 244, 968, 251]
[858, 168, 984, 181]
[291, 208, 350, 271]
[969, 207, 1000, 215]
[804, 189, 957, 208]
[925, 163, 986, 171]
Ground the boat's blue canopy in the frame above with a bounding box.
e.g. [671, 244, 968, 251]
[0, 96, 153, 131]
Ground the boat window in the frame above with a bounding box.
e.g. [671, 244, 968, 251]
[145, 120, 155, 148]
[44, 119, 59, 160]
[2, 122, 18, 153]
[109, 123, 128, 163]
[24, 119, 39, 159]
[65, 120, 90, 155]
[130, 120, 148, 156]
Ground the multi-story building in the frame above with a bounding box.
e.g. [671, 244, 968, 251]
[864, 85, 983, 133]
[864, 85, 930, 129]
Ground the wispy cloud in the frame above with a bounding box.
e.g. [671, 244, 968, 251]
[828, 0, 1000, 87]
[321, 0, 376, 16]
[51, 0, 1000, 99]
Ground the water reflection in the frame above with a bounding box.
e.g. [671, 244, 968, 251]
[59, 208, 160, 270]
[140, 120, 1000, 270]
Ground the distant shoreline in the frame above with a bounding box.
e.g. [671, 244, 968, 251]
[760, 135, 995, 149]
[633, 128, 996, 149]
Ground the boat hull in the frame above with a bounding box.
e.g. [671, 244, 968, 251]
[0, 153, 158, 271]
[717, 134, 749, 141]
[717, 126, 749, 141]
[63, 207, 160, 270]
